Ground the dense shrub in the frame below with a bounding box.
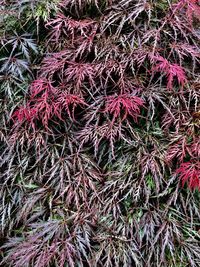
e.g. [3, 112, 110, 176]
[0, 0, 200, 266]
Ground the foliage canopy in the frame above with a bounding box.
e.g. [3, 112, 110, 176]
[0, 0, 200, 266]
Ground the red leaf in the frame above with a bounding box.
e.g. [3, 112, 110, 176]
[12, 105, 37, 123]
[57, 93, 87, 120]
[152, 56, 187, 90]
[105, 94, 145, 122]
[173, 0, 200, 26]
[13, 79, 86, 128]
[176, 161, 200, 190]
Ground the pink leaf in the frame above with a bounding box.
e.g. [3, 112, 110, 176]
[176, 161, 200, 190]
[152, 56, 187, 90]
[105, 94, 145, 122]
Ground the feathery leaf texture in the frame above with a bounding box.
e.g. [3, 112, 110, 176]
[0, 0, 200, 266]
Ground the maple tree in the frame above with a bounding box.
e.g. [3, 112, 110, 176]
[0, 0, 200, 266]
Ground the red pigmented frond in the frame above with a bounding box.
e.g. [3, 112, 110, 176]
[152, 56, 187, 90]
[45, 14, 98, 57]
[176, 161, 200, 190]
[104, 94, 144, 122]
[46, 14, 97, 43]
[173, 0, 200, 26]
[12, 104, 36, 124]
[64, 62, 97, 92]
[57, 92, 87, 120]
[13, 79, 86, 128]
[39, 51, 73, 79]
[191, 137, 200, 158]
[30, 79, 55, 98]
[170, 43, 200, 64]
[162, 109, 191, 133]
[166, 135, 190, 164]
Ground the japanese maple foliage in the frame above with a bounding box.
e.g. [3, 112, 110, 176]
[176, 161, 200, 190]
[1, 0, 200, 267]
[152, 55, 187, 90]
[13, 79, 86, 128]
[105, 94, 145, 122]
